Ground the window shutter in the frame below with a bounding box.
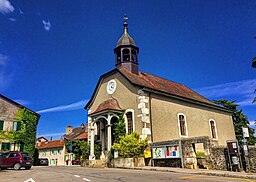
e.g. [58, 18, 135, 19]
[0, 120, 4, 130]
[17, 122, 21, 131]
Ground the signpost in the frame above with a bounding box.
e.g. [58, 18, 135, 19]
[242, 127, 250, 172]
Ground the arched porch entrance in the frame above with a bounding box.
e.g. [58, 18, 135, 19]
[89, 111, 122, 160]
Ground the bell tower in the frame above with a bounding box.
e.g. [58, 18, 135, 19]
[114, 16, 139, 74]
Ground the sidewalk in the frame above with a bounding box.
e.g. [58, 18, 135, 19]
[116, 166, 256, 180]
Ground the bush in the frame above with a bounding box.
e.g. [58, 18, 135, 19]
[111, 132, 148, 158]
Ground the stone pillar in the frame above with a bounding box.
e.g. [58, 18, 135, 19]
[107, 115, 112, 151]
[89, 124, 95, 160]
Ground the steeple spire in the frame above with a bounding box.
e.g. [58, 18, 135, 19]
[123, 15, 128, 34]
[114, 16, 139, 75]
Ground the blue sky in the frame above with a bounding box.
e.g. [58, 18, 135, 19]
[0, 0, 255, 139]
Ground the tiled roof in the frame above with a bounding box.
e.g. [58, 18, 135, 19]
[37, 140, 64, 150]
[64, 126, 86, 141]
[75, 132, 88, 140]
[118, 67, 216, 106]
[91, 98, 122, 115]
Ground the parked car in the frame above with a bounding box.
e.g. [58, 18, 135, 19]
[37, 158, 49, 166]
[72, 158, 80, 165]
[0, 151, 32, 170]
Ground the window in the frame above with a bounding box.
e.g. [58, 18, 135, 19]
[178, 113, 188, 137]
[13, 121, 21, 131]
[209, 120, 218, 140]
[0, 120, 4, 130]
[126, 112, 133, 134]
[116, 51, 121, 64]
[1, 142, 10, 151]
[122, 49, 130, 61]
[131, 50, 137, 63]
[43, 150, 46, 156]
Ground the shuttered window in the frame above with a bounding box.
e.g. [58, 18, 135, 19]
[1, 142, 10, 151]
[0, 120, 4, 130]
[13, 121, 21, 131]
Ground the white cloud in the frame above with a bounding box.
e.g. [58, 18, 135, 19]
[0, 53, 7, 65]
[249, 121, 255, 128]
[9, 17, 16, 22]
[37, 132, 64, 137]
[0, 53, 13, 91]
[37, 99, 88, 114]
[42, 20, 51, 31]
[14, 99, 30, 106]
[18, 7, 23, 14]
[195, 79, 256, 106]
[0, 0, 14, 14]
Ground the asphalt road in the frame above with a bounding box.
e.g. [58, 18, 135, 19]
[0, 166, 254, 182]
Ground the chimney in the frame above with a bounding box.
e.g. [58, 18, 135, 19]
[66, 125, 73, 135]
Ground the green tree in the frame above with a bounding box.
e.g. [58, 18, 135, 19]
[111, 132, 148, 158]
[214, 100, 256, 145]
[113, 112, 126, 143]
[66, 139, 101, 160]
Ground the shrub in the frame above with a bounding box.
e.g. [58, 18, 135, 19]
[111, 132, 148, 158]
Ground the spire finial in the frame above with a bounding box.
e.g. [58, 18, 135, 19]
[123, 15, 128, 33]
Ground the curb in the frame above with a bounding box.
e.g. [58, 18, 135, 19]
[116, 167, 256, 180]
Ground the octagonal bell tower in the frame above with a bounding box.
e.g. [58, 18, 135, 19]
[114, 16, 139, 75]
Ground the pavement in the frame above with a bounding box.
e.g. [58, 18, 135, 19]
[116, 166, 256, 180]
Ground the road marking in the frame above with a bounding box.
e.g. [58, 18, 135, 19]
[24, 178, 35, 182]
[180, 175, 254, 182]
[74, 175, 80, 178]
[83, 178, 91, 181]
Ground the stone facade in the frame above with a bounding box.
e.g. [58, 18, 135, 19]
[0, 94, 39, 151]
[248, 146, 256, 173]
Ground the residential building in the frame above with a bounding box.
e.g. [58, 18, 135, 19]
[85, 17, 236, 168]
[63, 124, 88, 142]
[0, 94, 40, 151]
[37, 140, 65, 166]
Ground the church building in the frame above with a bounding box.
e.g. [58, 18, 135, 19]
[85, 17, 236, 169]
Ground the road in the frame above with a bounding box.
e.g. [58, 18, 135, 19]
[0, 166, 254, 182]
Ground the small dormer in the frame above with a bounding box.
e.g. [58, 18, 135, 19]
[114, 16, 139, 75]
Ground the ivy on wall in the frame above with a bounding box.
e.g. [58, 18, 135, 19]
[14, 108, 40, 158]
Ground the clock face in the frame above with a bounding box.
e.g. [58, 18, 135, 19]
[107, 79, 116, 94]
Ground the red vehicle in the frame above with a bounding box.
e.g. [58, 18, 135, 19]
[0, 151, 32, 170]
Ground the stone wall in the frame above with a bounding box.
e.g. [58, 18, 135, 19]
[0, 97, 18, 131]
[248, 146, 256, 173]
[110, 157, 145, 168]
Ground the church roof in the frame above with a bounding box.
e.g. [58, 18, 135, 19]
[90, 98, 122, 115]
[85, 68, 231, 113]
[118, 67, 215, 106]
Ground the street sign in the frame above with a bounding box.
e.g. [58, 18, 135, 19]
[242, 127, 249, 138]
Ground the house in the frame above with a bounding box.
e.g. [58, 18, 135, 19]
[0, 94, 40, 152]
[85, 17, 236, 169]
[37, 139, 65, 166]
[64, 124, 88, 142]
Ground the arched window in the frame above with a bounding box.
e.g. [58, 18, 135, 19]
[178, 113, 188, 137]
[131, 50, 137, 63]
[122, 49, 130, 61]
[209, 120, 218, 140]
[116, 51, 121, 64]
[126, 112, 133, 134]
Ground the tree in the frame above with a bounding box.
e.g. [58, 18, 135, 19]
[113, 112, 126, 143]
[214, 100, 256, 145]
[111, 132, 148, 158]
[66, 139, 101, 160]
